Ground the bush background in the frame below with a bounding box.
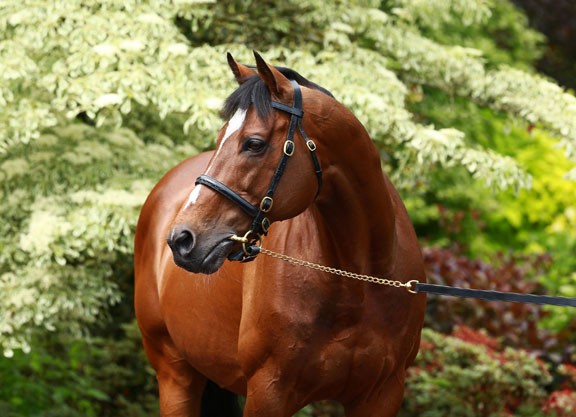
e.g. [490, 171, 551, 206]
[1, 1, 575, 416]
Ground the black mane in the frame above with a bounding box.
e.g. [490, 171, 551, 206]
[221, 66, 334, 121]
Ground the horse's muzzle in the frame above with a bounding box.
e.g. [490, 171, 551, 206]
[167, 226, 234, 274]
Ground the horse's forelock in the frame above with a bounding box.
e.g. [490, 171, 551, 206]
[220, 67, 333, 122]
[221, 76, 272, 121]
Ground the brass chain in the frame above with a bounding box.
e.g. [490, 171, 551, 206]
[259, 247, 418, 293]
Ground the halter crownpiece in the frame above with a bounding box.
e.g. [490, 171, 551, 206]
[195, 80, 322, 262]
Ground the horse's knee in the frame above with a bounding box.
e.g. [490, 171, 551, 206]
[243, 371, 301, 417]
[344, 373, 406, 417]
[156, 365, 205, 417]
[147, 347, 205, 417]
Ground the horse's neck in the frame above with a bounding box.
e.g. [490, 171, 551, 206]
[254, 128, 398, 321]
[312, 132, 397, 276]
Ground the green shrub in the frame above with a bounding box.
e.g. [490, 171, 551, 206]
[401, 327, 552, 417]
[0, 321, 158, 417]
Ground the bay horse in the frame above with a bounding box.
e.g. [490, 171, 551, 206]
[134, 51, 426, 417]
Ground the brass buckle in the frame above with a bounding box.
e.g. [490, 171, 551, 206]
[260, 196, 273, 212]
[261, 217, 271, 233]
[306, 139, 317, 152]
[284, 140, 295, 156]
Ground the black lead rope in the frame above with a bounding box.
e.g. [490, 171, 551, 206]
[412, 282, 576, 307]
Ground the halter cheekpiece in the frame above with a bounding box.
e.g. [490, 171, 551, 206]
[195, 80, 323, 262]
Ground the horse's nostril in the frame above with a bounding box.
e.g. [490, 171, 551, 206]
[168, 227, 196, 257]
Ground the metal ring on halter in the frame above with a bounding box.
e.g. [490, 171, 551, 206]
[230, 230, 263, 256]
[243, 233, 263, 256]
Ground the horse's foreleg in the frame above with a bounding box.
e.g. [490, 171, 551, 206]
[343, 372, 406, 417]
[157, 360, 206, 417]
[243, 368, 301, 417]
[143, 337, 205, 417]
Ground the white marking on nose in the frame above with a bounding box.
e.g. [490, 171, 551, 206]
[223, 108, 247, 143]
[183, 108, 247, 208]
[183, 185, 202, 209]
[206, 108, 247, 174]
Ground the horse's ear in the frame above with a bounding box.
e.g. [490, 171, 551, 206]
[253, 51, 292, 100]
[227, 52, 256, 84]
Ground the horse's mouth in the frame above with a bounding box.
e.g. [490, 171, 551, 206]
[200, 239, 235, 274]
[172, 238, 235, 275]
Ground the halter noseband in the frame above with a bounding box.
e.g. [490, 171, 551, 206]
[195, 80, 322, 262]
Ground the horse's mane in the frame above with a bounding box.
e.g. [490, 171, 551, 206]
[221, 66, 334, 121]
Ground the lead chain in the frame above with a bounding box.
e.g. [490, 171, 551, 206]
[259, 247, 416, 291]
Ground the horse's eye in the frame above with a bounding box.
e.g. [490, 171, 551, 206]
[242, 138, 267, 154]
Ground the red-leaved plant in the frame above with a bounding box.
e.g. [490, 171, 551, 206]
[422, 247, 575, 364]
[401, 326, 551, 417]
[543, 364, 576, 417]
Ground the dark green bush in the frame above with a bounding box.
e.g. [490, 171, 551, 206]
[400, 326, 552, 417]
[0, 321, 158, 417]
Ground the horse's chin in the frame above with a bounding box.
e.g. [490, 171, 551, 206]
[172, 239, 234, 275]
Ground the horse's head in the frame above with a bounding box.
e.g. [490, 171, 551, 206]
[167, 52, 333, 274]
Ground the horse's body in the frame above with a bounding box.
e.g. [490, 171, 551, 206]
[135, 53, 426, 417]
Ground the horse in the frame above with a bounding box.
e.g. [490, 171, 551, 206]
[134, 51, 426, 417]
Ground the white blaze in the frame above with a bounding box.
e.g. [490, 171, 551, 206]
[223, 108, 248, 143]
[183, 185, 202, 208]
[183, 108, 247, 209]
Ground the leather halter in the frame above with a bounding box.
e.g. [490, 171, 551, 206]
[195, 80, 322, 262]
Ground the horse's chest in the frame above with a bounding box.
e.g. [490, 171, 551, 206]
[237, 303, 388, 391]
